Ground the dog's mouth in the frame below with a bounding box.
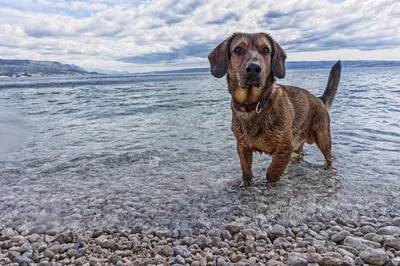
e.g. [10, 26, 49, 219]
[239, 79, 261, 88]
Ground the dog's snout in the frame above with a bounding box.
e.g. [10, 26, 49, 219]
[245, 63, 262, 78]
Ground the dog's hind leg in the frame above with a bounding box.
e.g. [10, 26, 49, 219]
[316, 132, 332, 169]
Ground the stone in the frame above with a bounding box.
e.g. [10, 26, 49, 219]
[266, 259, 285, 266]
[76, 247, 87, 258]
[225, 223, 243, 234]
[359, 248, 389, 265]
[273, 237, 291, 248]
[343, 256, 354, 266]
[172, 246, 190, 258]
[44, 235, 55, 243]
[320, 256, 343, 265]
[10, 236, 25, 243]
[95, 235, 114, 248]
[156, 229, 172, 238]
[392, 218, 400, 226]
[174, 255, 185, 264]
[390, 257, 400, 266]
[18, 243, 33, 253]
[271, 224, 286, 239]
[7, 251, 21, 261]
[66, 248, 77, 258]
[195, 235, 208, 249]
[152, 245, 173, 257]
[287, 252, 307, 266]
[343, 236, 381, 249]
[361, 225, 376, 234]
[306, 253, 322, 263]
[43, 249, 55, 259]
[376, 226, 400, 236]
[89, 257, 98, 266]
[180, 236, 191, 245]
[207, 229, 221, 238]
[180, 228, 193, 238]
[337, 248, 355, 259]
[331, 230, 350, 242]
[109, 255, 121, 264]
[245, 240, 257, 254]
[38, 243, 47, 252]
[220, 230, 232, 240]
[0, 228, 15, 240]
[94, 246, 103, 254]
[385, 238, 400, 250]
[13, 255, 32, 265]
[216, 257, 225, 266]
[26, 233, 41, 243]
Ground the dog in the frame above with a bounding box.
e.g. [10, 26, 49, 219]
[208, 32, 341, 185]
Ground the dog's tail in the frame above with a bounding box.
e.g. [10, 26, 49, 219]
[319, 60, 342, 109]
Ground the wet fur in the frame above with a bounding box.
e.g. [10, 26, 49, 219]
[208, 32, 342, 185]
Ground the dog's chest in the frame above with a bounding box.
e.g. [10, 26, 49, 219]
[232, 117, 276, 154]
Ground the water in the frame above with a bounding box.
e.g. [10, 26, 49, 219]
[0, 68, 399, 231]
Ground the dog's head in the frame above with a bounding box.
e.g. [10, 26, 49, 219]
[208, 33, 286, 100]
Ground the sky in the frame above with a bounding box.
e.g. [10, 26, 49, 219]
[0, 0, 399, 72]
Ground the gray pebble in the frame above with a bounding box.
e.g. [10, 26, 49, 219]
[287, 252, 307, 266]
[359, 248, 389, 265]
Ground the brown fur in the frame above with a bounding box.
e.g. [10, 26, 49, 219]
[208, 33, 342, 185]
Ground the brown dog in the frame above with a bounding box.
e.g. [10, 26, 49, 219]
[208, 32, 341, 185]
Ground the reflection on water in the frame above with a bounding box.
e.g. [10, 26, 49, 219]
[0, 68, 399, 230]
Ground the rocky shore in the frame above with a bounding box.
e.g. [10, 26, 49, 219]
[1, 214, 400, 266]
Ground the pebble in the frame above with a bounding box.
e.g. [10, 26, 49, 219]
[225, 223, 243, 234]
[0, 211, 399, 266]
[271, 224, 286, 239]
[287, 252, 307, 266]
[195, 234, 208, 249]
[172, 246, 190, 257]
[376, 226, 400, 236]
[331, 230, 350, 242]
[359, 248, 389, 265]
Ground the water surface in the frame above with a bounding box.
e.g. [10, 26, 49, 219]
[0, 68, 399, 230]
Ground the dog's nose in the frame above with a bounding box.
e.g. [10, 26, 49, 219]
[245, 63, 262, 78]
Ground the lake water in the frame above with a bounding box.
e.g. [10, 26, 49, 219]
[0, 67, 399, 231]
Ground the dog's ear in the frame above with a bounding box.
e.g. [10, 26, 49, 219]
[270, 38, 287, 79]
[208, 37, 231, 78]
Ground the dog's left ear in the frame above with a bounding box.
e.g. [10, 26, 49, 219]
[208, 37, 231, 78]
[270, 38, 287, 79]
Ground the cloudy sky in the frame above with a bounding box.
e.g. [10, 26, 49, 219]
[0, 0, 399, 72]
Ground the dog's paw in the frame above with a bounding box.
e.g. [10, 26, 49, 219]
[231, 178, 253, 188]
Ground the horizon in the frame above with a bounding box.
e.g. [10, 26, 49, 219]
[0, 0, 399, 73]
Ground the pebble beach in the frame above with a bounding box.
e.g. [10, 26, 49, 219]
[1, 211, 400, 266]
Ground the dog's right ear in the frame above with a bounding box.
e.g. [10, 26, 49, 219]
[208, 37, 231, 78]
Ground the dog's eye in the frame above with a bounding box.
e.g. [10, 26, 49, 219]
[262, 47, 270, 55]
[233, 47, 244, 55]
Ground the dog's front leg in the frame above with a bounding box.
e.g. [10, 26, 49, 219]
[237, 143, 253, 186]
[266, 149, 292, 183]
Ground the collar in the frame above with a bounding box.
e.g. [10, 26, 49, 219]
[233, 86, 274, 113]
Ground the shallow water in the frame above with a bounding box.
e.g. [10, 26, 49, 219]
[0, 68, 399, 231]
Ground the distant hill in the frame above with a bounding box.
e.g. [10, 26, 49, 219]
[0, 59, 98, 77]
[147, 60, 400, 74]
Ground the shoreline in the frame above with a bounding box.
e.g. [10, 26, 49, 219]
[1, 212, 399, 266]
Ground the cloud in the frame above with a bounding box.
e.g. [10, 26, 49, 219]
[0, 0, 399, 72]
[207, 12, 240, 25]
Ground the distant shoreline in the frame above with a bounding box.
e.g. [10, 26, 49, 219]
[1, 59, 399, 77]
